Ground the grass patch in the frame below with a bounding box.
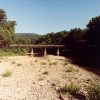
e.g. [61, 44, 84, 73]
[38, 77, 44, 81]
[58, 82, 86, 99]
[65, 66, 79, 73]
[86, 82, 100, 100]
[42, 71, 49, 75]
[2, 70, 12, 77]
[12, 61, 16, 64]
[34, 60, 38, 62]
[41, 62, 46, 65]
[17, 63, 22, 66]
[49, 62, 57, 65]
[63, 82, 80, 95]
[0, 48, 27, 57]
[52, 62, 57, 65]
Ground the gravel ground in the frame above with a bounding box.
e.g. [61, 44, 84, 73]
[0, 55, 99, 100]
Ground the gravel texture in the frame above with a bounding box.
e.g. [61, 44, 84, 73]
[0, 55, 99, 100]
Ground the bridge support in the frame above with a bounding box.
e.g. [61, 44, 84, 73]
[44, 47, 47, 56]
[31, 48, 34, 57]
[57, 48, 60, 56]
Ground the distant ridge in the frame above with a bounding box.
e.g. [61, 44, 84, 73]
[16, 33, 42, 40]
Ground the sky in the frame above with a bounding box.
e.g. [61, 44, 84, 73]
[0, 0, 100, 34]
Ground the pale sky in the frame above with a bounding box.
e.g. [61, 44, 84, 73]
[0, 0, 100, 34]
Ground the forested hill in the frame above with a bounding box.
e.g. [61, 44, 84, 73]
[16, 33, 42, 39]
[14, 33, 42, 44]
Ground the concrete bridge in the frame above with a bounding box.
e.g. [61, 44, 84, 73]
[10, 44, 65, 56]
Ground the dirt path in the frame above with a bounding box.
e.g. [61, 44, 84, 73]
[0, 56, 99, 100]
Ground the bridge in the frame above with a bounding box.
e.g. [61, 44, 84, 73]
[10, 44, 65, 56]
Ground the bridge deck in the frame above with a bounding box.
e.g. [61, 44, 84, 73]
[10, 44, 65, 48]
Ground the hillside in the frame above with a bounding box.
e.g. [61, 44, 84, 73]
[16, 33, 42, 40]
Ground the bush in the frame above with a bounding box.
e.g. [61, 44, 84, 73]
[17, 63, 22, 66]
[2, 70, 12, 77]
[65, 66, 79, 72]
[63, 82, 80, 95]
[58, 82, 86, 99]
[42, 71, 49, 75]
[12, 61, 16, 64]
[41, 62, 46, 65]
[0, 48, 27, 57]
[86, 82, 100, 100]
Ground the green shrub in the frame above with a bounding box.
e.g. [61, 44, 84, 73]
[0, 48, 27, 57]
[49, 62, 57, 65]
[42, 71, 49, 75]
[65, 66, 74, 72]
[17, 63, 22, 66]
[34, 60, 37, 62]
[2, 70, 12, 77]
[0, 49, 16, 56]
[52, 62, 57, 65]
[63, 82, 80, 95]
[41, 62, 46, 65]
[86, 82, 100, 100]
[65, 66, 79, 73]
[12, 61, 16, 64]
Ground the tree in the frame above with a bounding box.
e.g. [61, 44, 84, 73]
[87, 16, 100, 47]
[0, 9, 7, 24]
[0, 9, 16, 47]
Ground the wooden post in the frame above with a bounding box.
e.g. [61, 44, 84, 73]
[57, 48, 60, 56]
[44, 47, 47, 56]
[31, 48, 34, 57]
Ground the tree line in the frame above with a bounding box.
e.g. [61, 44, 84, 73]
[34, 16, 100, 67]
[0, 9, 16, 48]
[0, 9, 100, 67]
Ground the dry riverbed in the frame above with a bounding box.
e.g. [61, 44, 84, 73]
[0, 55, 99, 100]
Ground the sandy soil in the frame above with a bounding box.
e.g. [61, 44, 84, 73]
[0, 55, 99, 100]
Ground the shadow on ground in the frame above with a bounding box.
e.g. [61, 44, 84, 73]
[66, 56, 100, 76]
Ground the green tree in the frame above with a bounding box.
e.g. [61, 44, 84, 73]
[87, 16, 100, 47]
[0, 9, 7, 24]
[0, 9, 16, 47]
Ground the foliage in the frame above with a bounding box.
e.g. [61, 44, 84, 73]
[17, 63, 22, 66]
[0, 9, 16, 47]
[62, 82, 80, 95]
[0, 48, 27, 56]
[35, 15, 100, 67]
[15, 33, 41, 44]
[42, 71, 49, 75]
[86, 82, 100, 100]
[2, 70, 12, 77]
[0, 8, 100, 67]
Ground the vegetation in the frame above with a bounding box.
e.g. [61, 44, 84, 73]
[0, 48, 27, 56]
[0, 9, 16, 47]
[41, 62, 46, 65]
[42, 71, 49, 75]
[65, 66, 79, 73]
[34, 15, 100, 67]
[86, 82, 100, 100]
[15, 33, 41, 44]
[12, 61, 16, 64]
[63, 82, 80, 95]
[65, 66, 75, 72]
[2, 70, 12, 77]
[17, 63, 22, 66]
[0, 8, 100, 68]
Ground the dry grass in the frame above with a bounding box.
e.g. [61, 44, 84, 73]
[12, 61, 16, 64]
[65, 66, 79, 73]
[17, 63, 22, 66]
[2, 70, 12, 77]
[42, 71, 49, 75]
